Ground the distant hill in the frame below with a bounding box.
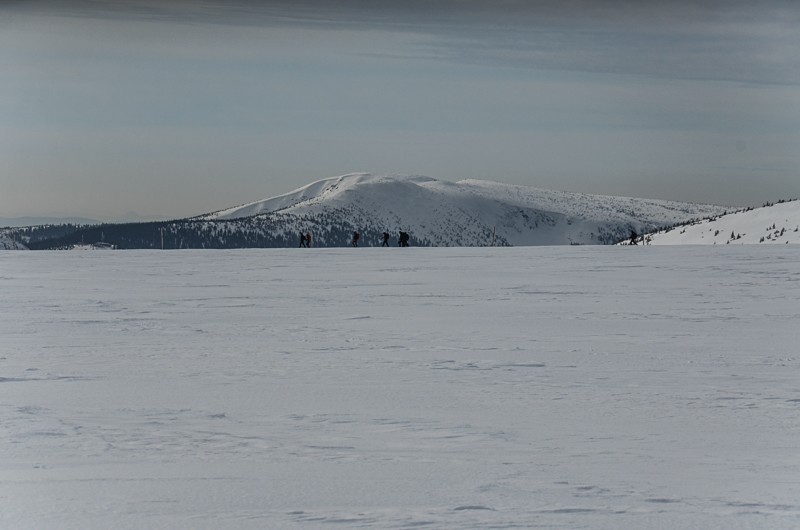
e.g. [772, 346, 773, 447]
[10, 174, 730, 249]
[196, 173, 729, 247]
[633, 200, 800, 245]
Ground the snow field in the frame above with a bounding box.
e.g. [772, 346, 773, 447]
[1, 246, 799, 529]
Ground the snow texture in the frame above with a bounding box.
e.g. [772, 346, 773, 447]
[642, 200, 800, 245]
[2, 247, 799, 529]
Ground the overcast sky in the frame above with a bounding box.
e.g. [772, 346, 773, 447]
[2, 0, 799, 220]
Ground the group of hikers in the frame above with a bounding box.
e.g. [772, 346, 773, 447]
[299, 230, 410, 248]
[363, 231, 409, 247]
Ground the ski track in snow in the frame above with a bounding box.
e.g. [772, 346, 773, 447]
[1, 247, 800, 529]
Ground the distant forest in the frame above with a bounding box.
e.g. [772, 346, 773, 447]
[13, 216, 430, 250]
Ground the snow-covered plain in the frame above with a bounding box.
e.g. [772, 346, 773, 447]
[2, 247, 799, 529]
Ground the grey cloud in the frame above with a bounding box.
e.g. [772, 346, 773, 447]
[9, 0, 799, 85]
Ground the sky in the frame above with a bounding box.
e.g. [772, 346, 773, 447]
[2, 0, 800, 220]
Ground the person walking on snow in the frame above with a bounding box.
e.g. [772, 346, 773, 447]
[299, 232, 308, 248]
[351, 231, 360, 247]
[306, 232, 312, 248]
[382, 232, 390, 247]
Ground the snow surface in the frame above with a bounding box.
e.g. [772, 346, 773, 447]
[2, 247, 800, 529]
[642, 200, 800, 245]
[199, 173, 728, 246]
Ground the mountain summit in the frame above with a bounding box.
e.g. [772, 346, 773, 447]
[198, 173, 728, 246]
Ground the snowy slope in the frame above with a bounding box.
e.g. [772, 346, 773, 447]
[0, 232, 27, 250]
[2, 247, 800, 529]
[641, 200, 800, 245]
[199, 173, 728, 246]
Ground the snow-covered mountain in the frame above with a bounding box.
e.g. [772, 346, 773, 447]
[198, 173, 728, 246]
[637, 200, 800, 245]
[9, 174, 734, 249]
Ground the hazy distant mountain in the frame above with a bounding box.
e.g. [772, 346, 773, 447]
[633, 200, 800, 245]
[0, 212, 167, 229]
[11, 174, 732, 249]
[0, 216, 99, 228]
[112, 212, 169, 223]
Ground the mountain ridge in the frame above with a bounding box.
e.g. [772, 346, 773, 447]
[197, 173, 729, 247]
[7, 173, 735, 249]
